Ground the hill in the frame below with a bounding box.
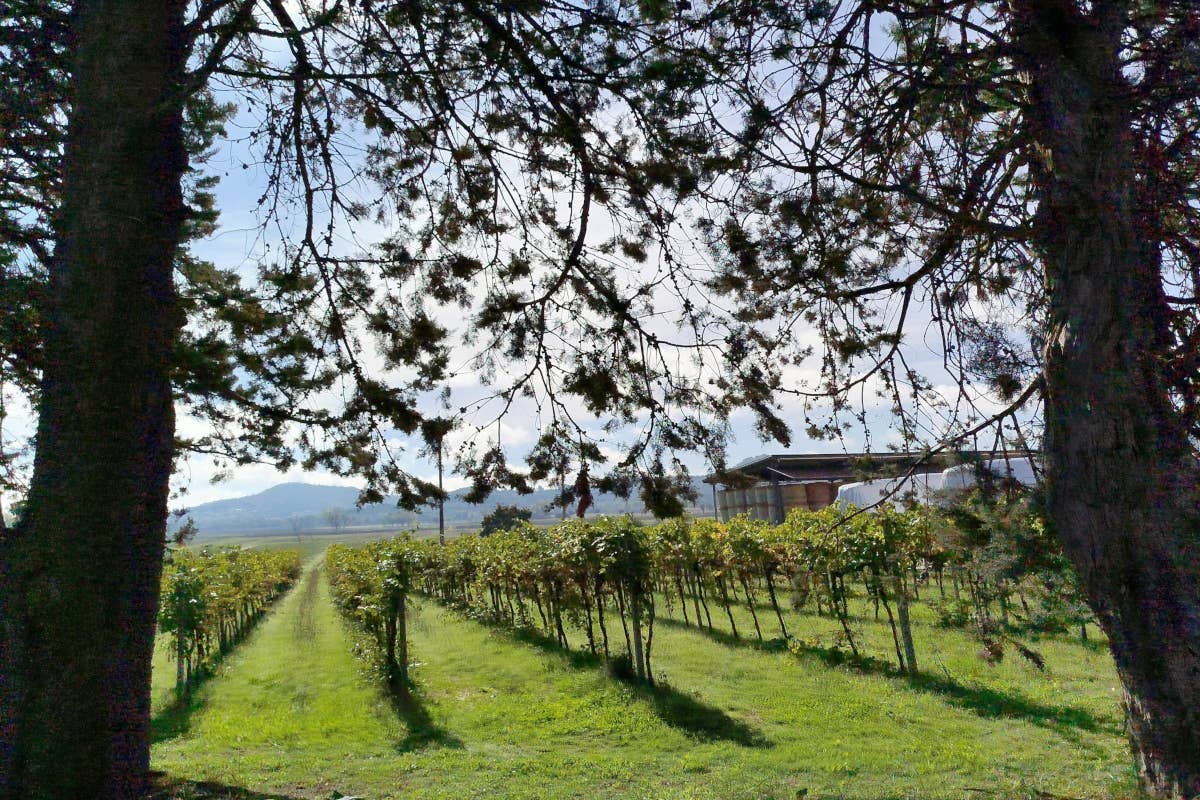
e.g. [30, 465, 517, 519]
[180, 479, 714, 536]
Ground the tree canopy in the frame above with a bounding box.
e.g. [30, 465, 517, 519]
[690, 3, 1200, 795]
[2, 0, 741, 514]
[479, 503, 533, 537]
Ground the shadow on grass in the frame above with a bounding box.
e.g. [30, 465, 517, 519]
[1004, 621, 1111, 653]
[793, 641, 1123, 740]
[386, 682, 464, 752]
[150, 615, 277, 744]
[656, 615, 790, 652]
[494, 622, 771, 747]
[151, 680, 211, 744]
[903, 671, 1123, 739]
[657, 616, 1120, 740]
[799, 796, 946, 800]
[149, 775, 308, 799]
[802, 795, 1026, 800]
[153, 571, 309, 744]
[625, 673, 772, 748]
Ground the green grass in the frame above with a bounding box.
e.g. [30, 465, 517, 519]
[149, 534, 388, 711]
[151, 557, 1138, 800]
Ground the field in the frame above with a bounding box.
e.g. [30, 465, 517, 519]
[149, 550, 1137, 800]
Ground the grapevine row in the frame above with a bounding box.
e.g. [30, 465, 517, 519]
[328, 496, 1084, 687]
[158, 546, 302, 697]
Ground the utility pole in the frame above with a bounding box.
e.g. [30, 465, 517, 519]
[437, 439, 445, 546]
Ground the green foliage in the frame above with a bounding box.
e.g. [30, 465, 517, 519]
[328, 537, 428, 690]
[478, 505, 533, 537]
[158, 546, 301, 695]
[935, 489, 1091, 656]
[330, 502, 1091, 688]
[3, 0, 732, 516]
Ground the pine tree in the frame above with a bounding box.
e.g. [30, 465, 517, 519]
[700, 3, 1200, 794]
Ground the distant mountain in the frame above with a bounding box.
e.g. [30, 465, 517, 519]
[180, 482, 364, 533]
[179, 478, 714, 537]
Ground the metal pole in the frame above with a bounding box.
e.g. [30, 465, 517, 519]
[437, 442, 445, 545]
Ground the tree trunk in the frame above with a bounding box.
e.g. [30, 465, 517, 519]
[437, 445, 445, 546]
[579, 583, 597, 655]
[594, 576, 611, 659]
[175, 635, 187, 697]
[1015, 5, 1200, 796]
[875, 570, 905, 673]
[676, 576, 690, 625]
[630, 588, 646, 681]
[0, 2, 187, 797]
[894, 567, 917, 676]
[643, 592, 655, 686]
[385, 603, 398, 684]
[740, 576, 763, 641]
[717, 576, 739, 638]
[397, 593, 409, 690]
[690, 570, 709, 628]
[551, 580, 567, 647]
[765, 571, 788, 639]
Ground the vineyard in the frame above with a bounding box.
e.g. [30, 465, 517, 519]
[158, 546, 302, 696]
[327, 496, 1091, 692]
[148, 516, 1130, 800]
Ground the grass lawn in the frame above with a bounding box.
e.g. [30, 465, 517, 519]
[151, 554, 1138, 800]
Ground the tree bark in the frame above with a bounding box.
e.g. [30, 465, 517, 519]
[0, 1, 187, 797]
[176, 635, 187, 698]
[893, 567, 917, 676]
[765, 571, 788, 638]
[875, 570, 905, 672]
[384, 603, 398, 684]
[437, 444, 445, 546]
[397, 593, 409, 691]
[630, 588, 646, 681]
[1015, 4, 1200, 796]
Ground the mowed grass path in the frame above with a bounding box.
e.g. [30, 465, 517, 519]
[152, 556, 1137, 800]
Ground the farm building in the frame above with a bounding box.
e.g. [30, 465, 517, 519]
[705, 452, 1036, 523]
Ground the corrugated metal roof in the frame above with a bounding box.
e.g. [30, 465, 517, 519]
[707, 451, 1036, 485]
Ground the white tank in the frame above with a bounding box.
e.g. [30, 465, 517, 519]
[940, 457, 1038, 491]
[834, 471, 947, 509]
